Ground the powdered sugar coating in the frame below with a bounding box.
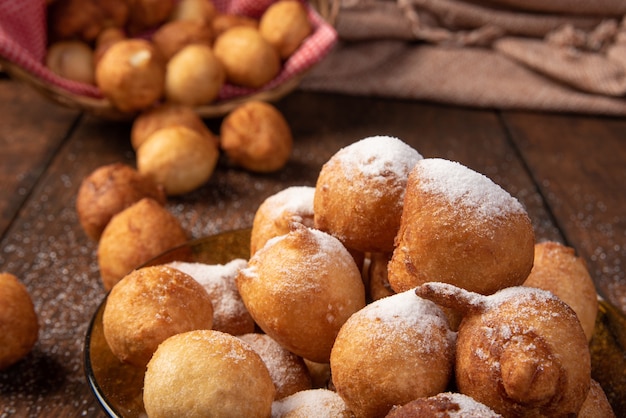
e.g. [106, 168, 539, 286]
[260, 186, 314, 222]
[271, 389, 351, 418]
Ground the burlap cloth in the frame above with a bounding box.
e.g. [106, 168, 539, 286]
[300, 0, 626, 115]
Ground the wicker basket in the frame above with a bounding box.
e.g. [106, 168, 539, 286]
[0, 0, 339, 120]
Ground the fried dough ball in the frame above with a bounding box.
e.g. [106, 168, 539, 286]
[239, 333, 312, 400]
[144, 330, 275, 418]
[76, 162, 166, 241]
[250, 186, 315, 256]
[367, 252, 395, 302]
[259, 0, 312, 59]
[165, 44, 225, 106]
[152, 19, 213, 62]
[272, 389, 354, 418]
[95, 38, 165, 113]
[94, 27, 127, 65]
[385, 392, 501, 418]
[46, 41, 95, 84]
[126, 0, 175, 35]
[0, 273, 38, 370]
[578, 379, 616, 418]
[131, 102, 218, 150]
[170, 0, 217, 24]
[330, 289, 456, 418]
[415, 282, 591, 417]
[524, 241, 598, 341]
[220, 101, 293, 173]
[167, 259, 255, 336]
[97, 198, 188, 290]
[388, 158, 534, 295]
[213, 26, 281, 88]
[136, 125, 220, 196]
[47, 0, 129, 42]
[212, 13, 259, 37]
[314, 136, 423, 253]
[102, 265, 213, 367]
[237, 223, 366, 363]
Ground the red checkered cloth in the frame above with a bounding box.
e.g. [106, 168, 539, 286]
[0, 0, 338, 100]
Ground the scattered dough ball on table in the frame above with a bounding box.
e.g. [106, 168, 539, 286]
[330, 289, 456, 418]
[46, 40, 95, 84]
[271, 389, 353, 418]
[237, 223, 365, 363]
[97, 197, 188, 290]
[167, 259, 255, 336]
[76, 162, 166, 241]
[416, 283, 591, 417]
[102, 265, 213, 367]
[388, 158, 535, 295]
[0, 273, 38, 371]
[143, 329, 275, 418]
[131, 102, 218, 150]
[239, 333, 312, 400]
[314, 135, 423, 253]
[169, 0, 217, 24]
[220, 101, 293, 173]
[137, 125, 220, 196]
[385, 392, 501, 418]
[165, 44, 225, 106]
[95, 38, 166, 113]
[523, 240, 598, 341]
[152, 19, 213, 62]
[250, 186, 315, 256]
[259, 0, 312, 59]
[213, 26, 281, 88]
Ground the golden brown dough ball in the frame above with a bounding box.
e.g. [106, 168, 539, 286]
[94, 27, 127, 65]
[126, 0, 175, 35]
[385, 392, 501, 418]
[102, 265, 213, 367]
[330, 289, 456, 418]
[46, 41, 95, 84]
[167, 259, 255, 336]
[271, 389, 354, 418]
[220, 101, 293, 173]
[388, 158, 535, 295]
[47, 0, 129, 42]
[0, 273, 38, 370]
[76, 162, 166, 241]
[250, 186, 315, 256]
[131, 102, 218, 150]
[95, 38, 166, 113]
[524, 241, 598, 341]
[169, 0, 217, 24]
[212, 13, 259, 37]
[239, 333, 312, 400]
[97, 197, 188, 290]
[213, 26, 281, 88]
[237, 223, 366, 363]
[259, 0, 312, 59]
[314, 135, 423, 253]
[151, 19, 213, 62]
[165, 44, 225, 106]
[136, 125, 220, 196]
[144, 329, 275, 418]
[577, 379, 616, 418]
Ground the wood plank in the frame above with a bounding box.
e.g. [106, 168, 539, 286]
[503, 111, 626, 314]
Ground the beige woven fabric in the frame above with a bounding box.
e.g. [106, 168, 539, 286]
[300, 0, 626, 115]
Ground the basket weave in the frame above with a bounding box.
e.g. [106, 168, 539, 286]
[0, 0, 339, 120]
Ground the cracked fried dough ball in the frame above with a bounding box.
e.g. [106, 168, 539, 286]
[0, 273, 38, 370]
[259, 0, 312, 59]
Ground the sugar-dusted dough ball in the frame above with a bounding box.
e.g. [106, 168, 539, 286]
[0, 273, 38, 370]
[237, 224, 365, 363]
[577, 379, 616, 418]
[272, 389, 353, 418]
[314, 135, 423, 253]
[250, 186, 315, 256]
[76, 162, 166, 241]
[239, 333, 312, 400]
[259, 0, 312, 59]
[137, 125, 220, 195]
[167, 259, 255, 336]
[220, 101, 293, 173]
[213, 26, 280, 88]
[144, 329, 275, 418]
[389, 158, 535, 295]
[165, 44, 225, 106]
[97, 198, 188, 290]
[102, 265, 213, 367]
[330, 289, 456, 418]
[95, 38, 165, 113]
[524, 241, 598, 341]
[385, 392, 501, 418]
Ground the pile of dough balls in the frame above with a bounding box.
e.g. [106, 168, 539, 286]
[45, 0, 313, 113]
[101, 135, 614, 417]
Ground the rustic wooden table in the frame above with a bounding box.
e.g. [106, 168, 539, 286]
[0, 76, 625, 417]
